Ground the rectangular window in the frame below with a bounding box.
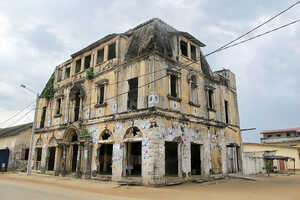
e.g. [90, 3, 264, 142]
[96, 48, 104, 64]
[40, 107, 46, 128]
[170, 74, 177, 98]
[225, 100, 229, 124]
[208, 90, 214, 109]
[108, 43, 116, 60]
[267, 135, 272, 138]
[56, 99, 61, 115]
[65, 67, 70, 79]
[36, 148, 42, 162]
[128, 77, 138, 110]
[75, 59, 81, 73]
[98, 85, 105, 105]
[287, 133, 290, 137]
[180, 40, 188, 57]
[191, 44, 196, 61]
[57, 69, 62, 82]
[84, 55, 91, 69]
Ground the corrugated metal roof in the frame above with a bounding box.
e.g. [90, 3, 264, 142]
[0, 123, 32, 138]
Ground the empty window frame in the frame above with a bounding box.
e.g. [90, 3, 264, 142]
[208, 89, 214, 109]
[65, 67, 70, 79]
[96, 48, 104, 64]
[21, 148, 29, 160]
[75, 59, 81, 73]
[225, 100, 229, 124]
[56, 98, 62, 115]
[267, 135, 272, 138]
[180, 40, 188, 57]
[191, 44, 197, 61]
[84, 55, 91, 69]
[98, 85, 105, 105]
[127, 78, 138, 110]
[57, 69, 62, 82]
[40, 107, 47, 128]
[108, 43, 116, 60]
[170, 74, 178, 98]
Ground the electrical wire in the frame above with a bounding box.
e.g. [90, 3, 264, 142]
[205, 0, 300, 57]
[0, 102, 35, 125]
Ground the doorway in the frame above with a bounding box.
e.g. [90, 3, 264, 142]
[99, 144, 113, 175]
[191, 143, 201, 175]
[47, 147, 56, 171]
[165, 142, 178, 176]
[72, 144, 78, 172]
[125, 142, 141, 176]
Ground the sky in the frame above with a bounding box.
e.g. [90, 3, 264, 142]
[0, 0, 299, 143]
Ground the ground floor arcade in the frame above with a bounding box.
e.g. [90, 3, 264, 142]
[31, 118, 242, 185]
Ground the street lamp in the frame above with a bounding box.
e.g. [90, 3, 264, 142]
[20, 84, 39, 176]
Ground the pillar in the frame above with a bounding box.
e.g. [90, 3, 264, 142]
[76, 144, 82, 176]
[83, 141, 92, 179]
[54, 146, 60, 176]
[219, 129, 228, 175]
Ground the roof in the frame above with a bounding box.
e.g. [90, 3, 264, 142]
[68, 18, 211, 77]
[243, 142, 300, 150]
[261, 127, 300, 134]
[0, 123, 33, 138]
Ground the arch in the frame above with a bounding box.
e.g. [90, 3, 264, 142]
[63, 126, 80, 143]
[69, 84, 85, 100]
[124, 126, 142, 139]
[36, 137, 42, 146]
[99, 129, 113, 141]
[48, 136, 57, 146]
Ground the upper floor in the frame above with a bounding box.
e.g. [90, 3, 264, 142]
[36, 19, 240, 131]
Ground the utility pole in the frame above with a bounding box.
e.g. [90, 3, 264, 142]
[20, 84, 39, 176]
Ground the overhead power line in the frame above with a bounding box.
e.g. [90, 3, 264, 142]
[210, 18, 300, 54]
[0, 102, 35, 125]
[205, 1, 300, 57]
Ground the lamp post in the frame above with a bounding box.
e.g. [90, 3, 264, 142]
[20, 84, 39, 176]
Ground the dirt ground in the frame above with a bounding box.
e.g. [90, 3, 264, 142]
[0, 173, 300, 200]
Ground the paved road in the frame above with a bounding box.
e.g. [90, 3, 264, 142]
[0, 178, 134, 200]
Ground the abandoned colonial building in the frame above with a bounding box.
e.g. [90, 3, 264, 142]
[261, 127, 300, 148]
[32, 18, 242, 185]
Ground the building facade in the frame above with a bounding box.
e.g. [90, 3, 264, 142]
[32, 19, 242, 185]
[243, 143, 300, 175]
[261, 127, 300, 147]
[0, 123, 32, 171]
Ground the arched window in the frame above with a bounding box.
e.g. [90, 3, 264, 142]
[100, 129, 112, 140]
[71, 133, 78, 142]
[124, 127, 142, 139]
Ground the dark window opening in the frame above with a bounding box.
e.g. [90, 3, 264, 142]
[65, 67, 70, 79]
[101, 131, 110, 140]
[57, 69, 62, 82]
[267, 135, 272, 138]
[40, 107, 46, 128]
[287, 133, 290, 137]
[71, 133, 78, 142]
[75, 59, 81, 73]
[72, 144, 78, 172]
[191, 44, 196, 61]
[99, 144, 113, 175]
[56, 99, 61, 115]
[96, 48, 104, 64]
[165, 142, 178, 176]
[191, 76, 197, 104]
[108, 43, 116, 60]
[208, 90, 214, 109]
[98, 85, 105, 104]
[170, 74, 177, 98]
[225, 100, 229, 124]
[180, 40, 188, 57]
[47, 147, 56, 171]
[128, 78, 138, 110]
[125, 142, 141, 176]
[191, 144, 201, 175]
[24, 148, 29, 160]
[74, 92, 80, 121]
[36, 148, 42, 162]
[277, 134, 281, 137]
[84, 55, 91, 69]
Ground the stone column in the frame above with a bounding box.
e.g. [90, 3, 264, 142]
[83, 141, 92, 179]
[76, 143, 82, 177]
[79, 98, 83, 120]
[54, 146, 60, 176]
[61, 144, 67, 176]
[219, 129, 228, 175]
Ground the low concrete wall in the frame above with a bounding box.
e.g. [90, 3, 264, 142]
[242, 152, 265, 175]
